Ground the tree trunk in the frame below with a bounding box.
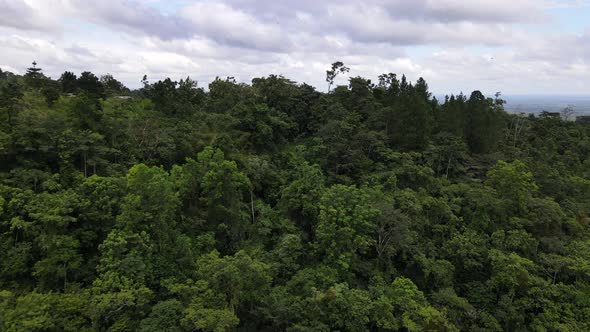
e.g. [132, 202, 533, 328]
[250, 189, 255, 223]
[83, 152, 88, 177]
[445, 153, 453, 178]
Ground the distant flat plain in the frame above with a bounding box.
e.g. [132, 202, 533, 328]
[503, 95, 590, 116]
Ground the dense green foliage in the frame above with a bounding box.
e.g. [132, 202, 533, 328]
[1, 63, 589, 331]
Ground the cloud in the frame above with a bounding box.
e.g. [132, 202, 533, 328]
[225, 0, 544, 23]
[0, 0, 588, 95]
[544, 0, 590, 8]
[318, 4, 515, 46]
[403, 0, 544, 23]
[0, 0, 59, 30]
[53, 0, 544, 49]
[64, 45, 95, 57]
[179, 2, 289, 51]
[68, 0, 189, 40]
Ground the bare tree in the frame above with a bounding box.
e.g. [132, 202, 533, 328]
[561, 104, 576, 121]
[510, 113, 528, 148]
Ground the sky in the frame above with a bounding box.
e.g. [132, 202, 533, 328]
[0, 0, 589, 95]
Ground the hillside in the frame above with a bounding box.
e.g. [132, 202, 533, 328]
[1, 65, 590, 331]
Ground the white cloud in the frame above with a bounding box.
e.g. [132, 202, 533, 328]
[179, 2, 288, 51]
[0, 0, 62, 30]
[0, 0, 588, 95]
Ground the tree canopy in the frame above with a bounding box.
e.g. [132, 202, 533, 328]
[0, 62, 589, 331]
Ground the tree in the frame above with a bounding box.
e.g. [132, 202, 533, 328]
[90, 229, 155, 330]
[0, 81, 24, 130]
[372, 277, 456, 331]
[147, 77, 204, 116]
[486, 160, 538, 213]
[389, 84, 433, 150]
[1, 65, 590, 332]
[58, 129, 107, 176]
[139, 300, 183, 332]
[10, 188, 84, 291]
[197, 147, 251, 248]
[195, 250, 272, 315]
[41, 81, 60, 106]
[425, 132, 468, 178]
[77, 71, 105, 99]
[315, 185, 379, 272]
[117, 164, 179, 251]
[100, 74, 128, 96]
[24, 61, 45, 88]
[68, 94, 104, 131]
[165, 279, 239, 332]
[465, 90, 503, 154]
[231, 102, 292, 151]
[298, 283, 374, 331]
[59, 71, 78, 94]
[326, 61, 350, 92]
[348, 76, 375, 120]
[561, 104, 576, 121]
[279, 146, 325, 237]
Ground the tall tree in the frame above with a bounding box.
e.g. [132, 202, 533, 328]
[59, 71, 78, 94]
[465, 90, 503, 154]
[326, 61, 350, 92]
[24, 61, 45, 88]
[100, 74, 128, 96]
[77, 71, 105, 99]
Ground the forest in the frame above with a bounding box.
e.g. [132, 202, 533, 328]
[0, 62, 589, 331]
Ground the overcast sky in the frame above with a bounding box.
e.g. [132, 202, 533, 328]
[0, 0, 589, 95]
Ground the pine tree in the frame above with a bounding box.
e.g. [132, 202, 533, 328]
[25, 61, 45, 88]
